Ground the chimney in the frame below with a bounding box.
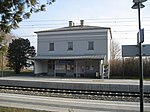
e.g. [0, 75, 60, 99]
[80, 20, 84, 27]
[69, 21, 73, 27]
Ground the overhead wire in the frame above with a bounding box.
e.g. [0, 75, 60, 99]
[14, 17, 150, 43]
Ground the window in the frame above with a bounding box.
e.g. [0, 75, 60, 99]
[67, 64, 74, 70]
[68, 42, 73, 50]
[88, 41, 94, 50]
[49, 43, 54, 51]
[56, 64, 65, 70]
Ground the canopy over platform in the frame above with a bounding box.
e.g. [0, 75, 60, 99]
[31, 54, 106, 60]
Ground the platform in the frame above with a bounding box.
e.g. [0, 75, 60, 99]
[0, 76, 150, 93]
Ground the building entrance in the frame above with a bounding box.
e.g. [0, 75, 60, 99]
[55, 60, 74, 77]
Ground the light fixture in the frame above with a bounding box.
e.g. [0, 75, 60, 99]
[133, 0, 147, 3]
[132, 3, 145, 9]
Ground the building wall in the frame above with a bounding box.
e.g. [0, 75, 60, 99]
[34, 60, 48, 74]
[105, 30, 112, 64]
[37, 29, 109, 57]
[34, 28, 112, 78]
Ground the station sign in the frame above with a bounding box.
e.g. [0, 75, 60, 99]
[137, 28, 144, 44]
[59, 60, 74, 64]
[122, 45, 139, 57]
[143, 44, 150, 56]
[122, 44, 150, 57]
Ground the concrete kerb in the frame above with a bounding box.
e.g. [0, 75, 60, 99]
[0, 78, 150, 93]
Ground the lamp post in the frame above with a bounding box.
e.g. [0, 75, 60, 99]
[1, 52, 3, 77]
[0, 44, 4, 77]
[132, 0, 147, 112]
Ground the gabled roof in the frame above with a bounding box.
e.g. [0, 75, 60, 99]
[35, 25, 111, 33]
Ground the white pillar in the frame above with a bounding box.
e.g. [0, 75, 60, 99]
[99, 60, 104, 79]
[34, 60, 42, 74]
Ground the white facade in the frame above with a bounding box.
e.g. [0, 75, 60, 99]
[33, 20, 112, 78]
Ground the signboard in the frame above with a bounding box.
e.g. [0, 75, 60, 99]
[133, 0, 147, 3]
[137, 28, 144, 44]
[122, 44, 150, 57]
[140, 28, 144, 43]
[59, 60, 74, 64]
[122, 45, 139, 57]
[143, 44, 150, 56]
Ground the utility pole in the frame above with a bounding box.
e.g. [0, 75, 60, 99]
[132, 0, 147, 112]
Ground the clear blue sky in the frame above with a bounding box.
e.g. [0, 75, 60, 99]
[12, 0, 150, 49]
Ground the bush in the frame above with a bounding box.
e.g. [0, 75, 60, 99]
[110, 58, 150, 79]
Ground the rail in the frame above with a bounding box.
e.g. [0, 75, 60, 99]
[0, 85, 150, 102]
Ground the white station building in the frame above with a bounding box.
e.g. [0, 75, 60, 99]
[32, 20, 112, 78]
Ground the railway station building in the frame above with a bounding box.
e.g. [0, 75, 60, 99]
[32, 20, 112, 78]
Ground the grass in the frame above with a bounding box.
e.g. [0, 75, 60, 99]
[144, 78, 150, 81]
[0, 68, 34, 77]
[0, 106, 52, 112]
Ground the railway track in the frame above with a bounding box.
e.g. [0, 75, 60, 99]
[0, 85, 150, 103]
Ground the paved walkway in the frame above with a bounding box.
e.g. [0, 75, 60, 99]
[1, 93, 150, 112]
[0, 76, 150, 85]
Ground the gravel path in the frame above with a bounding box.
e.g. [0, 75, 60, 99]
[0, 89, 149, 103]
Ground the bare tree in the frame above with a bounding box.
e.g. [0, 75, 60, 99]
[2, 33, 15, 45]
[111, 40, 121, 60]
[110, 40, 122, 78]
[0, 32, 15, 68]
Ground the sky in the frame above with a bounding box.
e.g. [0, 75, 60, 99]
[12, 0, 150, 50]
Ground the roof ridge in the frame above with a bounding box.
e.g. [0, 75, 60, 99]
[35, 25, 110, 33]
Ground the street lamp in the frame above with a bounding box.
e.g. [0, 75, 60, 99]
[131, 0, 147, 112]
